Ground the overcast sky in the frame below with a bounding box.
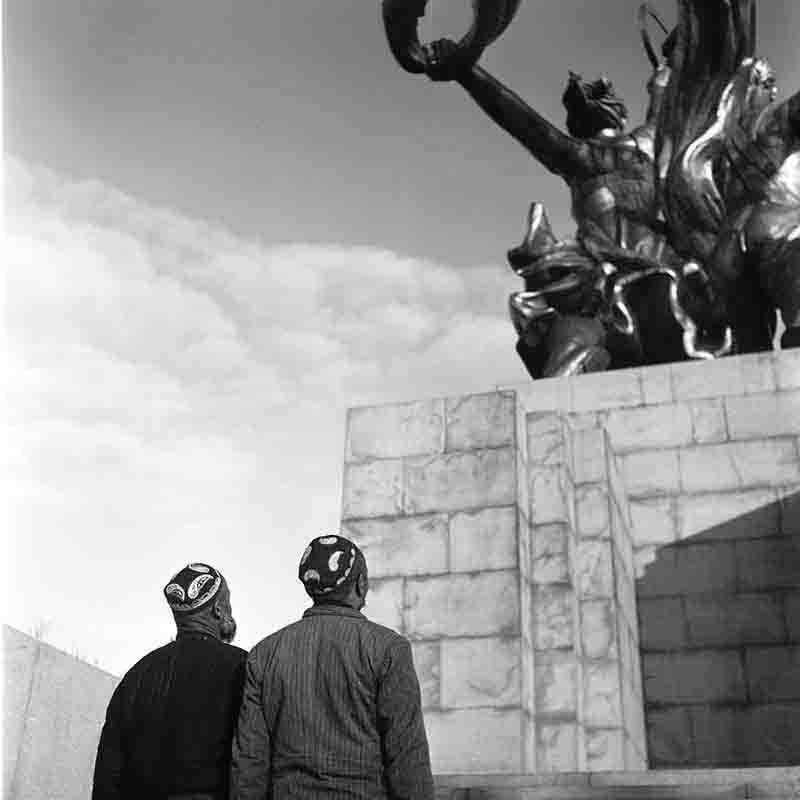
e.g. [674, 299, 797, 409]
[5, 0, 800, 675]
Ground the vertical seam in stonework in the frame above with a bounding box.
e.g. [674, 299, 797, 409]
[602, 424, 635, 762]
[400, 457, 408, 517]
[9, 638, 43, 799]
[399, 576, 405, 636]
[667, 364, 678, 409]
[439, 397, 448, 455]
[720, 395, 732, 441]
[732, 529, 742, 598]
[767, 353, 779, 398]
[680, 596, 690, 669]
[511, 394, 519, 512]
[565, 374, 575, 415]
[444, 512, 453, 574]
[609, 490, 629, 748]
[511, 393, 523, 650]
[780, 587, 791, 649]
[676, 446, 685, 495]
[685, 678, 698, 766]
[740, 644, 752, 709]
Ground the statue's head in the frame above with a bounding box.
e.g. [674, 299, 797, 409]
[719, 57, 778, 140]
[563, 73, 629, 139]
[744, 57, 778, 112]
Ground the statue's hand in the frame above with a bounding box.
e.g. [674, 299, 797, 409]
[677, 261, 728, 330]
[423, 38, 469, 82]
[647, 63, 672, 92]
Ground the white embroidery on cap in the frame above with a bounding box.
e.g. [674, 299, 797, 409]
[165, 583, 185, 601]
[342, 547, 356, 578]
[188, 574, 213, 600]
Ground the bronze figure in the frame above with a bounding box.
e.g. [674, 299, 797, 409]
[383, 0, 800, 378]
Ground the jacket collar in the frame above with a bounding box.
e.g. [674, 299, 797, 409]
[175, 630, 219, 641]
[303, 603, 365, 621]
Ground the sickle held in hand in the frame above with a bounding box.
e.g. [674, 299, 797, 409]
[638, 2, 670, 69]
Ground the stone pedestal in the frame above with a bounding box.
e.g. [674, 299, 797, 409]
[340, 349, 800, 774]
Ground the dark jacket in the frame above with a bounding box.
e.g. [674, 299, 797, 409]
[92, 632, 247, 800]
[231, 604, 434, 800]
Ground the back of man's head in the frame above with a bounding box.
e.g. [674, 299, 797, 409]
[164, 562, 237, 642]
[298, 535, 368, 608]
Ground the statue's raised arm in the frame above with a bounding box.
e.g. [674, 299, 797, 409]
[427, 41, 604, 180]
[383, 0, 680, 250]
[383, 0, 599, 179]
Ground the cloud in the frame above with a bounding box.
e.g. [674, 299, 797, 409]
[6, 156, 524, 408]
[4, 157, 527, 671]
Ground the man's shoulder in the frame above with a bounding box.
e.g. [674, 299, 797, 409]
[210, 637, 248, 657]
[249, 615, 408, 651]
[249, 619, 306, 655]
[179, 636, 248, 675]
[210, 639, 248, 669]
[361, 617, 409, 648]
[125, 638, 246, 678]
[134, 640, 175, 667]
[119, 640, 175, 683]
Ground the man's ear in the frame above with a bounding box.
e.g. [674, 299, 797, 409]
[212, 598, 223, 619]
[356, 570, 368, 597]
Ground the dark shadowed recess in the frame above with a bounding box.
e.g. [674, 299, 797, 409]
[638, 490, 800, 767]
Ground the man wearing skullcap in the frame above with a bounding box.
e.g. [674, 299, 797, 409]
[231, 535, 434, 800]
[92, 563, 247, 800]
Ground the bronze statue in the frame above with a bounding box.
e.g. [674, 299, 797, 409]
[732, 91, 800, 348]
[382, 0, 800, 379]
[683, 60, 800, 351]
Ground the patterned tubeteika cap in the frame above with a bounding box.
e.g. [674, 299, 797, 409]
[298, 535, 365, 597]
[163, 563, 223, 613]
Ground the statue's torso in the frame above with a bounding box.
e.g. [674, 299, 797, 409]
[566, 136, 667, 263]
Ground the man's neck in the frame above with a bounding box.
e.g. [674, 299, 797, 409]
[174, 614, 220, 640]
[314, 598, 356, 609]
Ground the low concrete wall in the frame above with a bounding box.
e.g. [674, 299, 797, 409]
[3, 625, 118, 800]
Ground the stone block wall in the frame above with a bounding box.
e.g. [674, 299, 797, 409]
[341, 348, 800, 774]
[522, 349, 800, 769]
[342, 390, 648, 772]
[4, 626, 118, 800]
[342, 392, 529, 774]
[522, 410, 645, 773]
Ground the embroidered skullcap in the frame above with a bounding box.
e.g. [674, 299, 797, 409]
[298, 535, 365, 597]
[164, 563, 223, 613]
